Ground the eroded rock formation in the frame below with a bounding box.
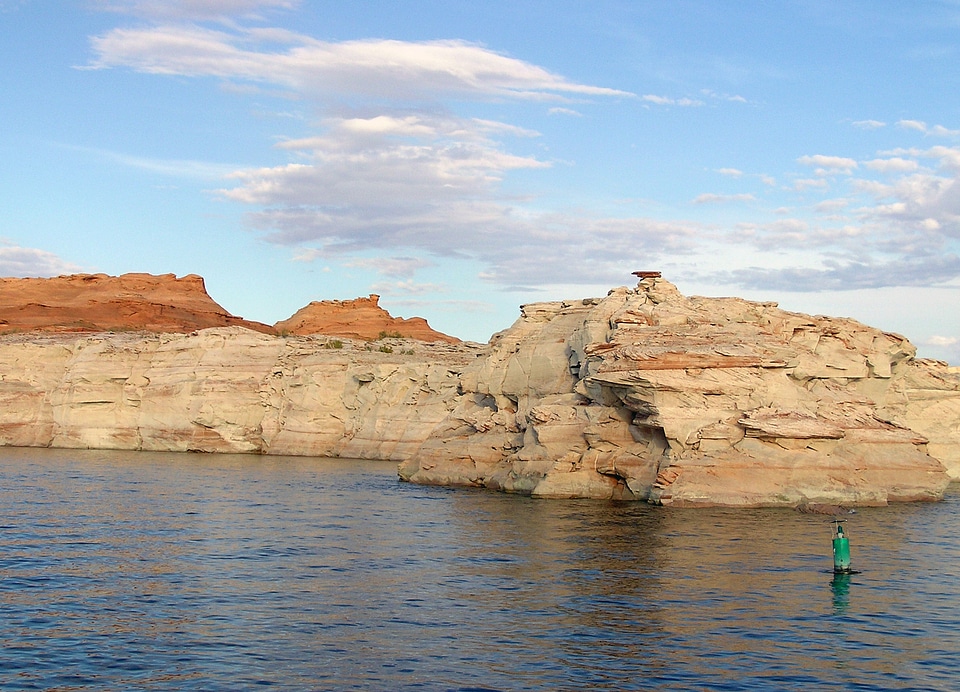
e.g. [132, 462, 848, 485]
[0, 275, 957, 507]
[0, 273, 275, 335]
[398, 278, 960, 506]
[274, 295, 459, 343]
[0, 328, 477, 459]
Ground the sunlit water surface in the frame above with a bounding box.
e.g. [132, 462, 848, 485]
[1, 448, 958, 690]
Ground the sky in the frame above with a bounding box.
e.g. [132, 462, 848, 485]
[1, 0, 959, 361]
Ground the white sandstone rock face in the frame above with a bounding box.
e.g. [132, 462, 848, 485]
[399, 279, 959, 506]
[0, 328, 474, 461]
[1, 279, 958, 507]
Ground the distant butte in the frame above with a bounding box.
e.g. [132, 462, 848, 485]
[0, 273, 275, 335]
[0, 273, 459, 343]
[274, 294, 459, 343]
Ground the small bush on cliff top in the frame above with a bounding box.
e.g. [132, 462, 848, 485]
[324, 339, 343, 349]
[377, 330, 404, 340]
[378, 344, 393, 353]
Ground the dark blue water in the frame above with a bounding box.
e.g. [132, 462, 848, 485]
[1, 447, 958, 690]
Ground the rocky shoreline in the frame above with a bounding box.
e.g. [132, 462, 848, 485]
[1, 274, 958, 506]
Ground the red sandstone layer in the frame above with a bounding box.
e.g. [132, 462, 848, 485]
[0, 273, 276, 335]
[0, 274, 459, 342]
[274, 295, 459, 343]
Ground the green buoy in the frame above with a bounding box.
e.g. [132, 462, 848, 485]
[832, 519, 852, 574]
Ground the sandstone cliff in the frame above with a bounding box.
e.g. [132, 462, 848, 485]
[274, 295, 458, 343]
[0, 273, 275, 335]
[1, 276, 957, 507]
[0, 328, 478, 459]
[0, 273, 459, 344]
[398, 278, 960, 506]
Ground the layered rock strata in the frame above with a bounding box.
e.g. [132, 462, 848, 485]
[0, 273, 459, 344]
[274, 294, 458, 343]
[0, 328, 478, 459]
[0, 276, 957, 507]
[398, 278, 959, 506]
[0, 273, 275, 334]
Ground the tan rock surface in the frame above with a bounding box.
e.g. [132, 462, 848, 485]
[0, 328, 478, 459]
[0, 273, 275, 334]
[1, 274, 957, 507]
[274, 295, 458, 343]
[399, 278, 959, 506]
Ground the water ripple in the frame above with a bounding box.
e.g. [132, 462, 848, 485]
[0, 447, 958, 690]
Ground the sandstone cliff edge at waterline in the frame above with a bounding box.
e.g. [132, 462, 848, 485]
[1, 275, 958, 506]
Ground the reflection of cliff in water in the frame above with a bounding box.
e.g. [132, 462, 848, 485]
[442, 494, 670, 678]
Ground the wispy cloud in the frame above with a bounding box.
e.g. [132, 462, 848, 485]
[721, 255, 960, 292]
[691, 193, 755, 204]
[0, 242, 84, 277]
[346, 256, 435, 278]
[369, 279, 448, 295]
[88, 26, 630, 101]
[548, 107, 583, 117]
[92, 0, 298, 21]
[57, 142, 238, 179]
[797, 154, 858, 175]
[928, 335, 959, 347]
[897, 119, 960, 137]
[898, 119, 929, 133]
[82, 7, 960, 301]
[641, 94, 703, 106]
[863, 157, 920, 174]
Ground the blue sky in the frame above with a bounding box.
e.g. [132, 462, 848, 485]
[2, 0, 959, 361]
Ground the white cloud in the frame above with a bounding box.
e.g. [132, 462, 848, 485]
[82, 7, 960, 302]
[852, 119, 886, 130]
[699, 89, 748, 104]
[88, 26, 630, 101]
[931, 125, 960, 137]
[814, 198, 849, 213]
[93, 0, 297, 21]
[721, 255, 960, 292]
[863, 157, 919, 173]
[369, 279, 447, 295]
[922, 146, 960, 171]
[928, 335, 959, 347]
[797, 155, 858, 174]
[691, 193, 755, 204]
[898, 119, 928, 132]
[222, 114, 549, 213]
[345, 256, 434, 278]
[794, 178, 829, 191]
[212, 111, 702, 288]
[60, 142, 237, 179]
[548, 107, 582, 117]
[894, 120, 960, 138]
[641, 94, 703, 106]
[0, 243, 84, 277]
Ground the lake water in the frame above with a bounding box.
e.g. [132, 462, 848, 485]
[1, 447, 958, 690]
